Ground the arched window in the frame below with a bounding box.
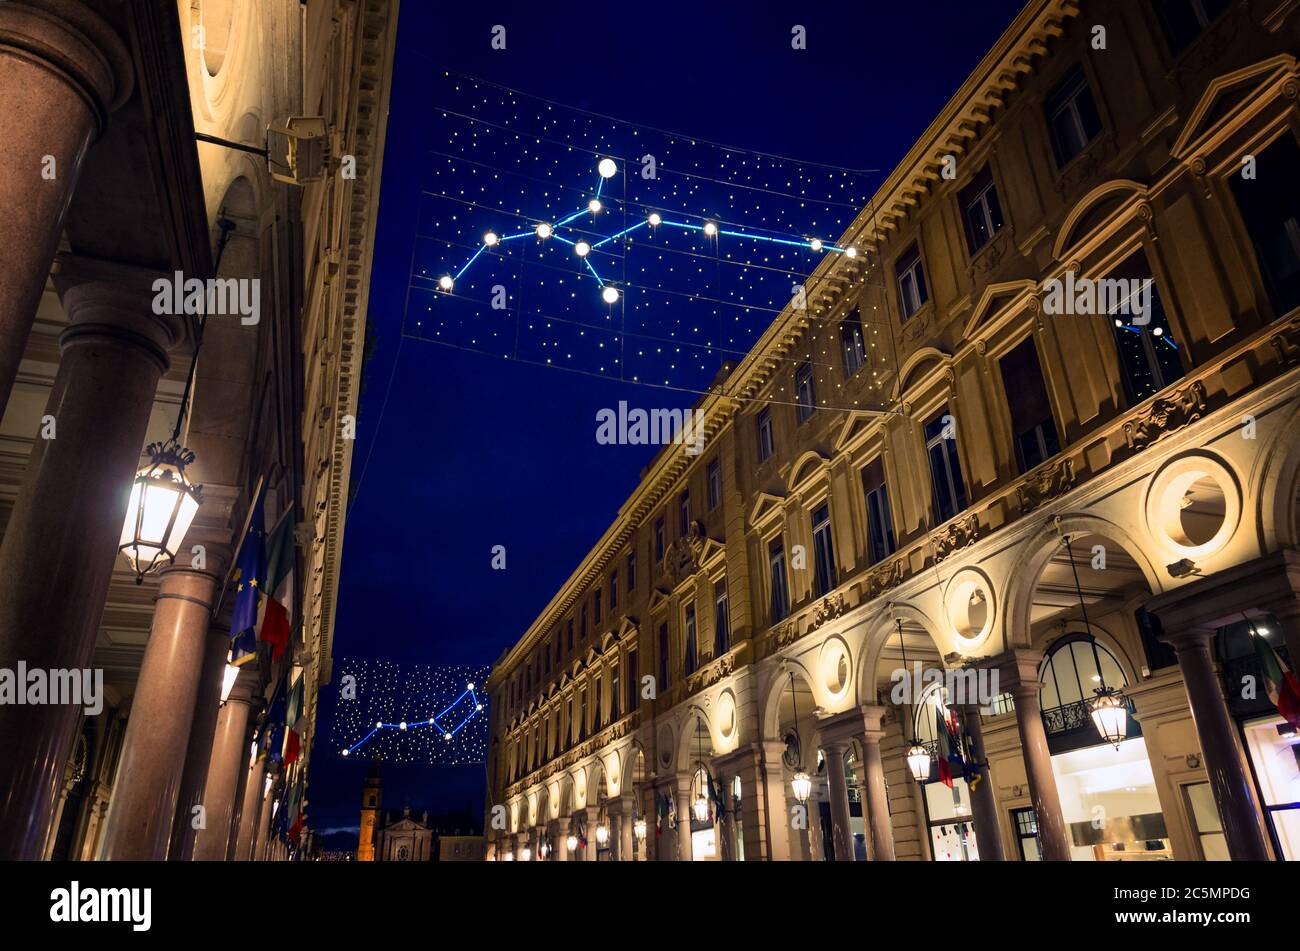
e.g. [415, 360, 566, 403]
[1040, 633, 1128, 710]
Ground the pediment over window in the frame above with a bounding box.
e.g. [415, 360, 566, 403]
[1171, 55, 1298, 161]
[648, 586, 672, 611]
[892, 346, 950, 400]
[833, 411, 884, 453]
[786, 450, 830, 493]
[616, 616, 639, 640]
[748, 491, 786, 529]
[961, 280, 1039, 340]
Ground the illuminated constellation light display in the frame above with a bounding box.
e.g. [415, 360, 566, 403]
[437, 157, 861, 303]
[332, 659, 489, 765]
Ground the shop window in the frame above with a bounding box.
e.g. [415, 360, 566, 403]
[1103, 252, 1184, 406]
[924, 409, 968, 524]
[960, 165, 1005, 254]
[861, 458, 896, 564]
[1012, 807, 1041, 861]
[1241, 715, 1300, 860]
[1153, 0, 1231, 57]
[1229, 133, 1300, 318]
[1000, 338, 1060, 473]
[922, 776, 979, 861]
[1045, 65, 1103, 167]
[895, 241, 928, 320]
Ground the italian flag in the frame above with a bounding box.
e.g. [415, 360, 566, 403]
[1252, 626, 1300, 730]
[283, 669, 305, 767]
[258, 511, 294, 662]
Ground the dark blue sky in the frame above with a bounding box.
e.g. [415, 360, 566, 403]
[309, 0, 1026, 839]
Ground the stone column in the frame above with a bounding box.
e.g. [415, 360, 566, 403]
[192, 670, 258, 861]
[961, 703, 1005, 860]
[858, 729, 894, 860]
[97, 568, 220, 859]
[555, 817, 570, 861]
[712, 763, 736, 861]
[254, 773, 277, 861]
[613, 795, 634, 861]
[758, 740, 793, 861]
[675, 773, 694, 861]
[0, 0, 133, 416]
[169, 621, 231, 860]
[0, 257, 188, 859]
[822, 741, 854, 861]
[652, 782, 675, 861]
[234, 753, 268, 861]
[1163, 627, 1271, 861]
[608, 811, 624, 861]
[998, 650, 1071, 861]
[584, 806, 598, 861]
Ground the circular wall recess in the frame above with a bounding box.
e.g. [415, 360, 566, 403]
[944, 568, 995, 648]
[716, 691, 738, 740]
[818, 637, 852, 700]
[1145, 454, 1240, 559]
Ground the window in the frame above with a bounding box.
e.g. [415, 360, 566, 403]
[1045, 65, 1103, 166]
[925, 409, 969, 523]
[1183, 782, 1229, 860]
[679, 491, 691, 535]
[713, 581, 730, 657]
[579, 690, 587, 740]
[566, 619, 574, 653]
[999, 338, 1060, 473]
[627, 551, 636, 592]
[895, 242, 928, 320]
[654, 518, 665, 562]
[610, 666, 620, 721]
[609, 571, 618, 612]
[580, 604, 588, 641]
[860, 459, 896, 564]
[595, 679, 603, 729]
[795, 362, 816, 422]
[594, 589, 602, 624]
[757, 408, 775, 461]
[959, 165, 1005, 254]
[1011, 807, 1041, 861]
[839, 308, 866, 376]
[1103, 252, 1184, 406]
[707, 457, 721, 511]
[769, 538, 790, 622]
[658, 622, 670, 689]
[1154, 0, 1230, 57]
[812, 503, 837, 597]
[627, 651, 638, 712]
[684, 606, 698, 677]
[1230, 133, 1300, 317]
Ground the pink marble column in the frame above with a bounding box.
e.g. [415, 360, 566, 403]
[98, 567, 221, 859]
[1164, 627, 1271, 861]
[554, 817, 570, 861]
[234, 752, 268, 861]
[169, 621, 231, 860]
[758, 739, 793, 861]
[0, 0, 132, 415]
[254, 773, 277, 861]
[857, 724, 896, 861]
[999, 650, 1071, 861]
[584, 806, 598, 861]
[822, 740, 855, 861]
[0, 256, 187, 859]
[192, 671, 258, 861]
[674, 773, 694, 861]
[961, 703, 1005, 860]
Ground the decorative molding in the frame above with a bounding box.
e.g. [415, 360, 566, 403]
[933, 513, 981, 563]
[1017, 458, 1076, 513]
[1122, 380, 1208, 452]
[810, 593, 848, 630]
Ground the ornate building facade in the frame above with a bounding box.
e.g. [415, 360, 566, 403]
[0, 0, 396, 860]
[484, 0, 1300, 862]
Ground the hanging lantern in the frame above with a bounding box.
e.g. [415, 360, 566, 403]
[595, 822, 609, 846]
[1089, 687, 1128, 749]
[565, 833, 578, 852]
[119, 440, 203, 583]
[220, 652, 240, 703]
[692, 791, 710, 823]
[502, 851, 514, 862]
[790, 770, 812, 804]
[520, 846, 532, 862]
[907, 741, 932, 783]
[633, 817, 647, 841]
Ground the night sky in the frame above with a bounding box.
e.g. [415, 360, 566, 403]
[308, 0, 1027, 844]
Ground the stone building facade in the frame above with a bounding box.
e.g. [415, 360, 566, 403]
[484, 0, 1300, 862]
[0, 0, 397, 860]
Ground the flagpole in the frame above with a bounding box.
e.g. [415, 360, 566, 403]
[211, 475, 265, 620]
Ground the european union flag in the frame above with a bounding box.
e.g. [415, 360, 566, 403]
[230, 493, 266, 666]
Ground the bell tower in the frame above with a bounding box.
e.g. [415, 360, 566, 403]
[357, 758, 383, 861]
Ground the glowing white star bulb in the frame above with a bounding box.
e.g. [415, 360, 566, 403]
[648, 212, 662, 226]
[598, 158, 617, 178]
[574, 240, 591, 257]
[399, 721, 407, 730]
[810, 238, 823, 251]
[588, 199, 602, 214]
[342, 749, 349, 756]
[467, 682, 475, 690]
[535, 223, 552, 239]
[437, 275, 453, 291]
[483, 231, 499, 247]
[375, 721, 383, 728]
[476, 703, 484, 711]
[1152, 327, 1163, 336]
[602, 286, 620, 304]
[845, 246, 858, 258]
[444, 732, 453, 741]
[703, 221, 718, 237]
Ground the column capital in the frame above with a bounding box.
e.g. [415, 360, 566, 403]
[0, 0, 133, 131]
[1145, 548, 1300, 631]
[818, 704, 887, 745]
[52, 254, 193, 369]
[986, 648, 1046, 697]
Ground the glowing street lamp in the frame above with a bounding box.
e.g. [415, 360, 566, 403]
[692, 791, 711, 823]
[119, 440, 202, 583]
[633, 817, 647, 842]
[907, 741, 933, 783]
[566, 833, 578, 852]
[595, 822, 609, 847]
[790, 770, 812, 804]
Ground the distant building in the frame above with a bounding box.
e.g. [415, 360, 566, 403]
[356, 764, 483, 861]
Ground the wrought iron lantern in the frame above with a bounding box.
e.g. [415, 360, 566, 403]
[633, 817, 647, 841]
[566, 833, 578, 852]
[790, 770, 813, 804]
[119, 439, 202, 583]
[595, 822, 609, 847]
[1060, 522, 1128, 749]
[907, 741, 933, 783]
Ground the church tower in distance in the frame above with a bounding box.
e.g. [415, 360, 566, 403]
[356, 759, 383, 861]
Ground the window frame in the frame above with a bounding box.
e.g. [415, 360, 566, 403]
[795, 362, 816, 423]
[811, 502, 838, 598]
[895, 241, 929, 321]
[757, 407, 775, 461]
